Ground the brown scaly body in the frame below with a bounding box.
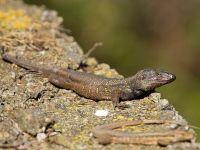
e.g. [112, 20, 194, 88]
[2, 54, 176, 107]
[92, 120, 194, 145]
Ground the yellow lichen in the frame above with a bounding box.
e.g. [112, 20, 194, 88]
[0, 9, 32, 30]
[0, 0, 6, 4]
[70, 130, 92, 149]
[53, 123, 63, 132]
[113, 115, 132, 121]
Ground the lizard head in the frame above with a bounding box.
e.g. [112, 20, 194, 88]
[134, 69, 176, 91]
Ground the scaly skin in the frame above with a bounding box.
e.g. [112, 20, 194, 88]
[92, 120, 194, 145]
[2, 54, 176, 107]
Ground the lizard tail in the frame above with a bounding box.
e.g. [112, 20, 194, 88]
[2, 54, 44, 73]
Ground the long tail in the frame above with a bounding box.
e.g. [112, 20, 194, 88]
[2, 54, 48, 74]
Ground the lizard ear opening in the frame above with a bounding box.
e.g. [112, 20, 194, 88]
[133, 89, 144, 97]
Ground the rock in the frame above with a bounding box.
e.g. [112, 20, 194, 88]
[160, 99, 170, 109]
[0, 0, 199, 149]
[149, 92, 161, 102]
[37, 133, 47, 141]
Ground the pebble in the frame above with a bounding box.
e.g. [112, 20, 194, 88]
[36, 133, 47, 141]
[149, 92, 161, 102]
[95, 110, 109, 117]
[160, 99, 169, 109]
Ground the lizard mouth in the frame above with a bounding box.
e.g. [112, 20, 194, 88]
[148, 73, 176, 89]
[160, 73, 176, 84]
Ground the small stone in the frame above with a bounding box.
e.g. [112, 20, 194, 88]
[149, 92, 161, 102]
[170, 123, 179, 129]
[95, 110, 109, 117]
[45, 117, 52, 123]
[160, 99, 169, 109]
[76, 144, 87, 150]
[184, 125, 189, 130]
[85, 57, 98, 66]
[39, 51, 46, 55]
[49, 132, 58, 136]
[10, 72, 16, 80]
[36, 133, 47, 141]
[49, 134, 70, 146]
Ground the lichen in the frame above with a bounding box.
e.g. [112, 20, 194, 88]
[113, 115, 130, 121]
[70, 130, 92, 150]
[0, 9, 32, 30]
[0, 0, 198, 150]
[0, 0, 6, 5]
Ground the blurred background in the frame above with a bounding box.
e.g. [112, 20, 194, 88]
[24, 0, 200, 141]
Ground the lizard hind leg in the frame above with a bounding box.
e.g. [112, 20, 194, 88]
[17, 69, 43, 79]
[112, 97, 119, 109]
[48, 74, 73, 89]
[21, 69, 43, 77]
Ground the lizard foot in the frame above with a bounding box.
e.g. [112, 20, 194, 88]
[113, 103, 130, 110]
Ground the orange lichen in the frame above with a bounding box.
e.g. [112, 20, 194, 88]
[0, 9, 32, 30]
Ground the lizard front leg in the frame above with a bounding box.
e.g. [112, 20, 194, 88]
[111, 92, 127, 109]
[111, 95, 119, 109]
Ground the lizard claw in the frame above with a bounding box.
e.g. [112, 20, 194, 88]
[112, 101, 130, 110]
[117, 103, 130, 110]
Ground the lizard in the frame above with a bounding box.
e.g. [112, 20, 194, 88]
[92, 119, 194, 145]
[2, 53, 176, 108]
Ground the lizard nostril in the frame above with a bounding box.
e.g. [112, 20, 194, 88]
[171, 74, 176, 80]
[167, 73, 176, 82]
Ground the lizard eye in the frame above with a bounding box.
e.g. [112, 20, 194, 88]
[141, 75, 145, 80]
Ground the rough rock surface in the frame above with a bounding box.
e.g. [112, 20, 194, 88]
[0, 0, 199, 149]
